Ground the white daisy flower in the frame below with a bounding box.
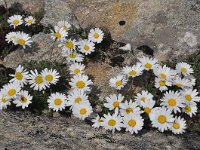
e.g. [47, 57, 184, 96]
[88, 28, 104, 43]
[183, 102, 197, 117]
[5, 32, 17, 43]
[176, 62, 194, 76]
[173, 77, 189, 88]
[101, 112, 123, 133]
[69, 74, 93, 92]
[51, 26, 68, 42]
[170, 69, 178, 79]
[47, 92, 67, 112]
[1, 82, 21, 99]
[123, 113, 144, 134]
[29, 70, 48, 91]
[140, 99, 156, 115]
[155, 78, 172, 92]
[7, 15, 23, 28]
[135, 90, 153, 105]
[104, 94, 124, 112]
[153, 65, 173, 80]
[69, 63, 85, 75]
[170, 116, 187, 134]
[185, 77, 196, 87]
[78, 40, 95, 55]
[120, 100, 141, 116]
[122, 63, 144, 78]
[138, 56, 158, 70]
[92, 115, 102, 128]
[13, 32, 32, 48]
[60, 39, 77, 51]
[150, 107, 174, 132]
[160, 91, 184, 114]
[109, 75, 127, 90]
[10, 65, 29, 87]
[180, 88, 200, 104]
[57, 20, 71, 31]
[24, 16, 36, 26]
[41, 68, 60, 85]
[72, 102, 93, 120]
[0, 94, 11, 110]
[62, 51, 84, 63]
[66, 89, 88, 109]
[13, 90, 32, 109]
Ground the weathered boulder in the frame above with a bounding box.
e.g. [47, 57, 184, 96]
[0, 0, 44, 13]
[67, 0, 200, 61]
[3, 33, 65, 68]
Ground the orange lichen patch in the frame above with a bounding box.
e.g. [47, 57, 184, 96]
[85, 62, 111, 85]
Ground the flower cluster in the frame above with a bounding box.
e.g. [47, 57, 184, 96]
[50, 20, 104, 63]
[5, 15, 35, 48]
[0, 65, 60, 109]
[92, 56, 199, 134]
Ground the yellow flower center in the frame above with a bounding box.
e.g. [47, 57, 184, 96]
[98, 118, 101, 122]
[65, 41, 74, 49]
[28, 20, 33, 24]
[54, 32, 61, 39]
[129, 70, 137, 76]
[74, 69, 81, 74]
[115, 80, 122, 87]
[144, 107, 151, 114]
[80, 108, 87, 115]
[76, 81, 86, 89]
[35, 76, 43, 84]
[176, 83, 183, 87]
[173, 122, 180, 129]
[158, 115, 167, 124]
[54, 98, 62, 106]
[108, 119, 116, 126]
[160, 73, 167, 79]
[126, 107, 133, 114]
[1, 97, 7, 103]
[159, 80, 166, 86]
[69, 53, 77, 58]
[141, 97, 146, 102]
[185, 106, 191, 113]
[75, 97, 82, 104]
[8, 89, 16, 96]
[94, 33, 99, 39]
[145, 63, 152, 69]
[185, 95, 192, 101]
[181, 68, 187, 73]
[168, 98, 176, 106]
[15, 72, 23, 80]
[13, 20, 19, 25]
[113, 101, 119, 108]
[20, 97, 27, 103]
[45, 74, 53, 82]
[17, 39, 25, 45]
[128, 119, 136, 127]
[63, 26, 68, 30]
[84, 45, 90, 51]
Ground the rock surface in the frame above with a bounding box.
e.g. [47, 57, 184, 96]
[3, 33, 65, 68]
[67, 0, 200, 61]
[0, 110, 200, 150]
[0, 0, 44, 13]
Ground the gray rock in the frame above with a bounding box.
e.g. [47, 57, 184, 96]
[3, 33, 65, 68]
[0, 0, 44, 13]
[67, 0, 200, 61]
[0, 110, 199, 150]
[41, 0, 80, 28]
